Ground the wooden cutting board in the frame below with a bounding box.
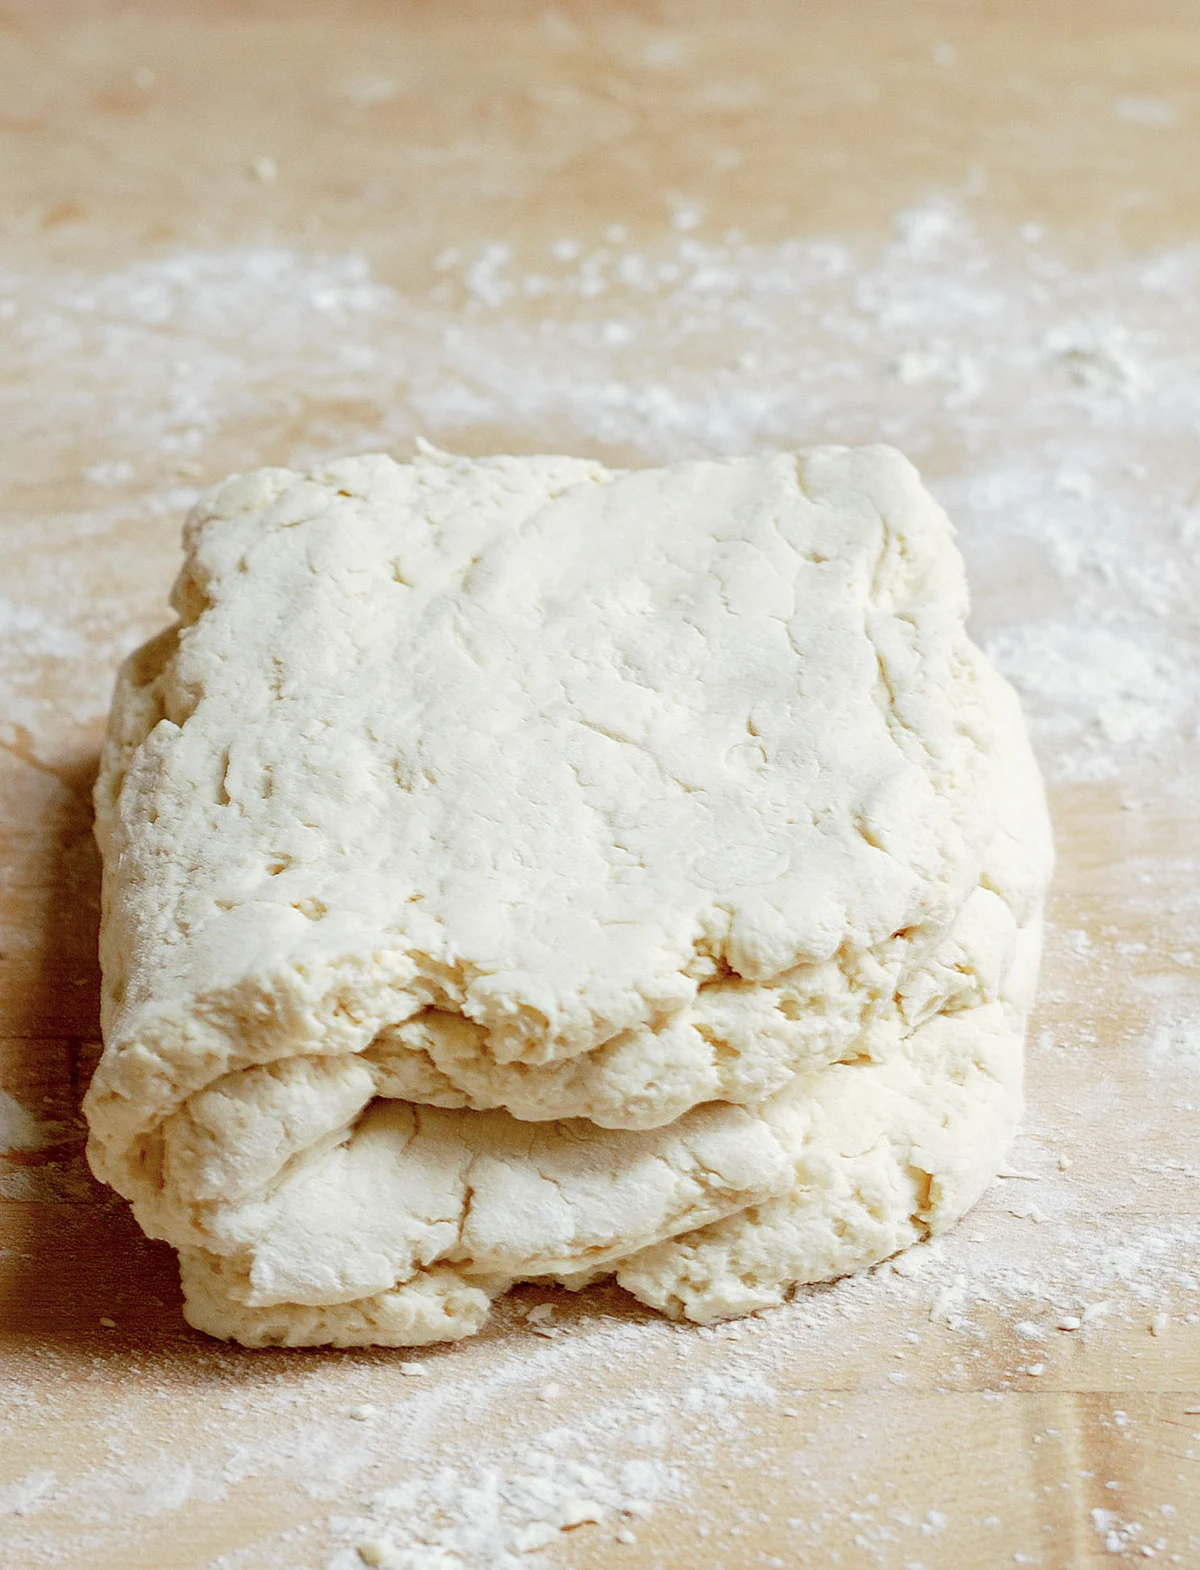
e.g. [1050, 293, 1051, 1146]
[2, 3, 1198, 1566]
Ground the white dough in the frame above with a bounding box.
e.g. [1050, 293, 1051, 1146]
[84, 444, 1052, 1347]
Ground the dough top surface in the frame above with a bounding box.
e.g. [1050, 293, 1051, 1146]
[97, 444, 993, 1083]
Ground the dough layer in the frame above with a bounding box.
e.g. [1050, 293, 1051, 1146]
[83, 445, 1052, 1347]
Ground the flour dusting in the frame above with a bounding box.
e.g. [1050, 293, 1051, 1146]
[3, 201, 1199, 782]
[2, 202, 1199, 1567]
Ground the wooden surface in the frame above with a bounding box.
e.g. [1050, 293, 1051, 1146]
[2, 3, 1199, 1567]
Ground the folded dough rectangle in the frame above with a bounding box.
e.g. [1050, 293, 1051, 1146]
[84, 444, 1052, 1347]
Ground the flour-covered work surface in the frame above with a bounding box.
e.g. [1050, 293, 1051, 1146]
[2, 3, 1199, 1568]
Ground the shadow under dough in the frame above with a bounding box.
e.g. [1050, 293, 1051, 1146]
[0, 737, 184, 1354]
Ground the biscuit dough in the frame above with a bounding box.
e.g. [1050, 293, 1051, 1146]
[84, 444, 1052, 1346]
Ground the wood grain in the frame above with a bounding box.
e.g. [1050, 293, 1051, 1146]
[1, 2, 1198, 1566]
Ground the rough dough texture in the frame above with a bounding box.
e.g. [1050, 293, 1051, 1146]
[84, 444, 1052, 1347]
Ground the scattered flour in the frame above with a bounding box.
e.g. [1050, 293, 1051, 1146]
[2, 199, 1199, 781]
[0, 1090, 68, 1153]
[2, 201, 1199, 1567]
[0, 1471, 56, 1519]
